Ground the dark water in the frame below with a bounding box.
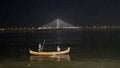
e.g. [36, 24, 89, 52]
[0, 30, 120, 68]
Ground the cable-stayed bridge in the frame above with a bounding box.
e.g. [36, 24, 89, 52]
[38, 18, 79, 30]
[0, 18, 120, 31]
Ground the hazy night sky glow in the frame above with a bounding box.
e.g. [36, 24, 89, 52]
[0, 0, 120, 27]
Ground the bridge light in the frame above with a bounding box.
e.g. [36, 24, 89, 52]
[38, 27, 41, 29]
[15, 27, 17, 30]
[31, 27, 34, 29]
[93, 26, 96, 28]
[1, 28, 5, 31]
[23, 27, 26, 29]
[19, 27, 22, 30]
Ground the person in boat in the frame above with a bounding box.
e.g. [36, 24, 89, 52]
[57, 46, 60, 51]
[68, 47, 70, 50]
[38, 44, 43, 52]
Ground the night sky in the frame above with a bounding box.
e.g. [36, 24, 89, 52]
[0, 0, 120, 27]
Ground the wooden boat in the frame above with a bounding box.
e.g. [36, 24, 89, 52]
[29, 47, 70, 56]
[29, 40, 70, 56]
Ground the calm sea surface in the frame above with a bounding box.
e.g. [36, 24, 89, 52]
[0, 30, 120, 68]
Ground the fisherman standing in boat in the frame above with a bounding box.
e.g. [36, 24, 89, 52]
[38, 44, 42, 52]
[38, 40, 45, 52]
[57, 46, 60, 51]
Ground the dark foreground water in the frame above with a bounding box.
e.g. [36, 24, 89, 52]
[0, 30, 120, 68]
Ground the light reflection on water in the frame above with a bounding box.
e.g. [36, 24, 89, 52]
[29, 55, 70, 62]
[1, 55, 120, 68]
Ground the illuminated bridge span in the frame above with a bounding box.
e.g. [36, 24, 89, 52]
[38, 27, 80, 29]
[1, 19, 120, 31]
[38, 19, 79, 30]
